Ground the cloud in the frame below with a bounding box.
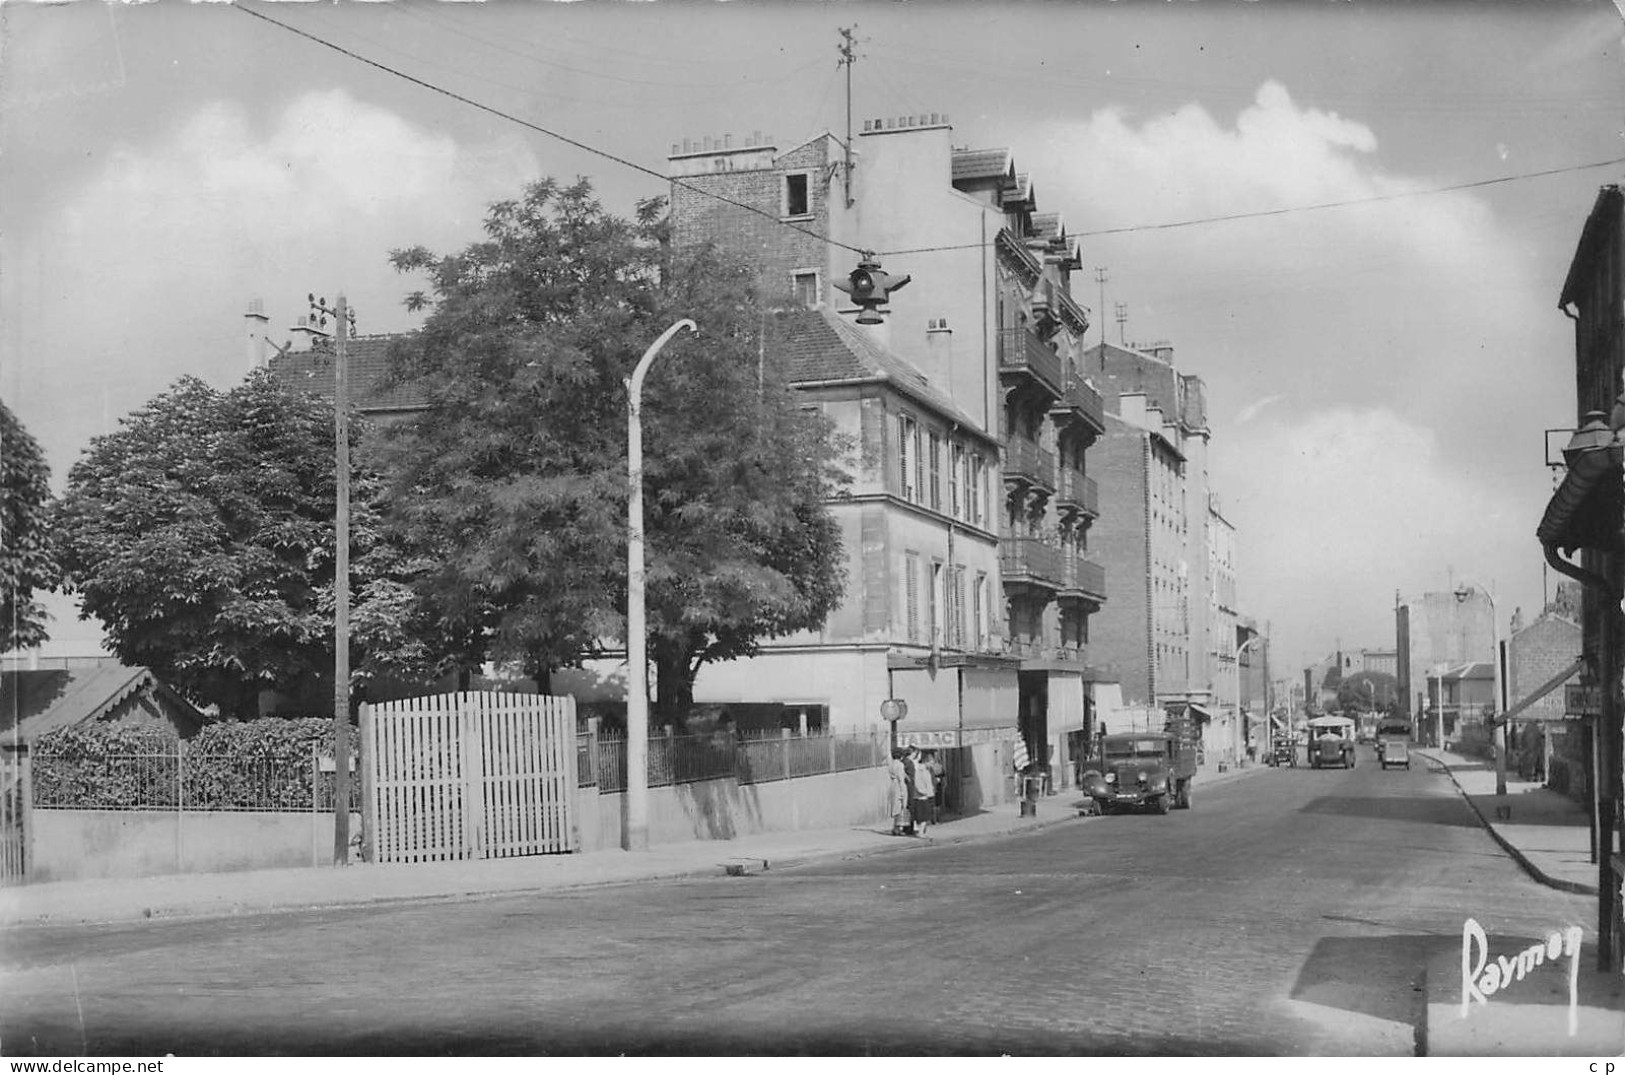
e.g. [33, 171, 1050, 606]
[1235, 393, 1285, 424]
[3, 88, 540, 481]
[1212, 406, 1549, 670]
[1021, 80, 1564, 668]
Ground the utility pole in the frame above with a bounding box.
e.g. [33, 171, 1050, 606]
[838, 26, 858, 208]
[303, 292, 355, 866]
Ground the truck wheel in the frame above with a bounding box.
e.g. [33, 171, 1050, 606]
[1156, 792, 1171, 815]
[1181, 783, 1193, 810]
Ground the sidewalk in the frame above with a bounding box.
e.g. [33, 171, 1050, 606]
[0, 762, 1269, 929]
[1415, 749, 1599, 896]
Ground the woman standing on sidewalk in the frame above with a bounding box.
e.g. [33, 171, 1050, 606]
[908, 746, 936, 838]
[886, 749, 910, 836]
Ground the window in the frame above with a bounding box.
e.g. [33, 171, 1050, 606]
[950, 565, 966, 648]
[905, 551, 920, 642]
[949, 444, 963, 519]
[928, 432, 942, 511]
[973, 572, 987, 649]
[792, 271, 818, 308]
[970, 455, 985, 525]
[929, 560, 944, 645]
[899, 415, 917, 501]
[784, 173, 810, 217]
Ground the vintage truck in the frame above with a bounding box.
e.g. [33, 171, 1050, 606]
[1307, 715, 1357, 769]
[1081, 715, 1198, 814]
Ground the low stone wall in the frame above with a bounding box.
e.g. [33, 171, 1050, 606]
[582, 766, 889, 852]
[29, 809, 362, 884]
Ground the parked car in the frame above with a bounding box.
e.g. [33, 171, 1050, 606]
[1380, 738, 1412, 770]
[1306, 715, 1357, 769]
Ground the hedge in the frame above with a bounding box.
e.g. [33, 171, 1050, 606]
[32, 719, 361, 811]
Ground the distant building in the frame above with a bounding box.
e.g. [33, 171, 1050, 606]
[0, 662, 206, 745]
[1396, 590, 1498, 739]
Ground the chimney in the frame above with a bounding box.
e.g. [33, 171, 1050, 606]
[925, 316, 953, 386]
[244, 299, 269, 369]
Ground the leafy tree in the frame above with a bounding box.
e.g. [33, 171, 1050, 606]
[51, 371, 435, 718]
[385, 177, 847, 722]
[1337, 669, 1398, 712]
[0, 399, 59, 652]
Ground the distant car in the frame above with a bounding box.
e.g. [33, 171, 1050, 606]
[1380, 738, 1411, 770]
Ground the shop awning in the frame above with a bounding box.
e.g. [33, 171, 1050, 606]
[1188, 704, 1213, 722]
[1502, 656, 1587, 723]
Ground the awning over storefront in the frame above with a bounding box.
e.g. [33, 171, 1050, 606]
[1188, 704, 1213, 722]
[1501, 656, 1588, 723]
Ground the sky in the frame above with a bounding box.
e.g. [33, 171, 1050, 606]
[2, 0, 1622, 678]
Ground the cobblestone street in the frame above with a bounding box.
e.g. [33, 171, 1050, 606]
[0, 750, 1593, 1055]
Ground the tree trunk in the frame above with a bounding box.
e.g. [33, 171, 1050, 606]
[652, 647, 695, 731]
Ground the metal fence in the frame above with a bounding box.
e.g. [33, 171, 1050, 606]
[581, 731, 886, 792]
[31, 748, 361, 812]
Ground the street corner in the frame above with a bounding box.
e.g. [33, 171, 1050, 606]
[1424, 920, 1625, 1056]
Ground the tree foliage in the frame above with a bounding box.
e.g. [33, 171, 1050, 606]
[385, 177, 847, 720]
[1, 398, 60, 652]
[1337, 669, 1399, 712]
[51, 371, 436, 718]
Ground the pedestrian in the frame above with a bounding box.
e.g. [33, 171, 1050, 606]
[886, 748, 909, 836]
[908, 746, 936, 837]
[924, 749, 946, 822]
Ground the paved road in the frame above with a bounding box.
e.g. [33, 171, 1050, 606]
[0, 747, 1593, 1055]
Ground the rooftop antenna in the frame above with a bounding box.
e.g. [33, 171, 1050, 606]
[1093, 267, 1109, 349]
[1115, 302, 1129, 344]
[838, 25, 858, 207]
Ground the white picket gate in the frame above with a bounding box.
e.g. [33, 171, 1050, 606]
[360, 692, 578, 863]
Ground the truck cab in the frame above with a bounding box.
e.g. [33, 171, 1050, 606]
[1081, 731, 1196, 814]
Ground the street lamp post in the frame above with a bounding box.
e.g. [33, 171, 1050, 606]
[1237, 635, 1263, 762]
[624, 319, 697, 852]
[1431, 663, 1448, 750]
[1457, 580, 1506, 796]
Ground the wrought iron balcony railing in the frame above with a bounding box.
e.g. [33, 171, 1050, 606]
[1003, 436, 1056, 492]
[997, 328, 1064, 398]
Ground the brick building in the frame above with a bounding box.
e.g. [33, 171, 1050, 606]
[665, 117, 1108, 789]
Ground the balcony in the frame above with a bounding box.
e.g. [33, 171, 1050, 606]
[1051, 376, 1106, 437]
[1055, 469, 1099, 518]
[998, 328, 1064, 400]
[1059, 554, 1107, 605]
[1004, 435, 1056, 493]
[999, 536, 1062, 592]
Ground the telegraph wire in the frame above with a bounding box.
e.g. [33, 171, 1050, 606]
[883, 156, 1625, 256]
[233, 4, 871, 258]
[234, 4, 1624, 266]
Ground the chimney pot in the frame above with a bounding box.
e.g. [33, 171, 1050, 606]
[724, 133, 732, 149]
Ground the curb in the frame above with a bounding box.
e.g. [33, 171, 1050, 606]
[5, 768, 1272, 930]
[1417, 751, 1597, 897]
[0, 817, 1072, 931]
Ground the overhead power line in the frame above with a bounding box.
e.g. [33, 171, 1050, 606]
[233, 4, 870, 258]
[235, 5, 1623, 266]
[883, 157, 1625, 255]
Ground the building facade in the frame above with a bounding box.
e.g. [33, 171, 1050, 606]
[1396, 589, 1497, 737]
[664, 117, 1109, 794]
[1083, 339, 1243, 765]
